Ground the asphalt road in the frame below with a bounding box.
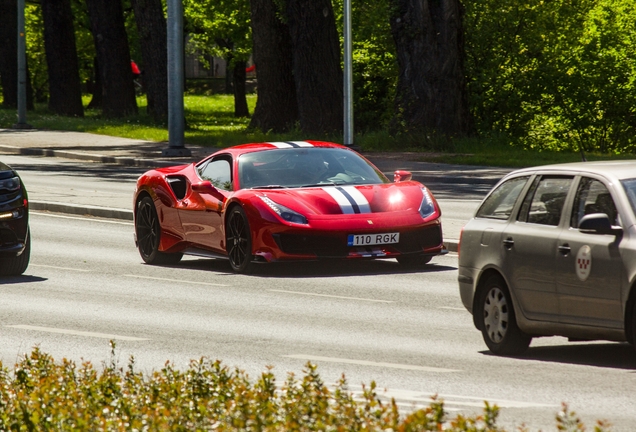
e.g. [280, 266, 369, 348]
[2, 212, 636, 431]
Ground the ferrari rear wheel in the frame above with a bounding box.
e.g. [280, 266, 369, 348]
[226, 206, 253, 273]
[396, 255, 432, 267]
[135, 196, 182, 265]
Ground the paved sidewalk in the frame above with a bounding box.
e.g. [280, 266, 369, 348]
[0, 128, 514, 252]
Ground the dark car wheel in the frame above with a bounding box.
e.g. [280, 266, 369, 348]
[0, 229, 30, 276]
[135, 196, 182, 265]
[479, 275, 531, 356]
[396, 255, 432, 267]
[226, 206, 253, 274]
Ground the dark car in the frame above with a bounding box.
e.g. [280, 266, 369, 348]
[0, 161, 30, 276]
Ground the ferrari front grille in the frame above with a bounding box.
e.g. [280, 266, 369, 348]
[273, 225, 443, 258]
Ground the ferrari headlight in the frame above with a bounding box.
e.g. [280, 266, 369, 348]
[0, 176, 21, 192]
[260, 196, 308, 224]
[419, 187, 435, 218]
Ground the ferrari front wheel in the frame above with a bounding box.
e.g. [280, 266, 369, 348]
[135, 196, 182, 265]
[226, 206, 253, 273]
[397, 255, 432, 267]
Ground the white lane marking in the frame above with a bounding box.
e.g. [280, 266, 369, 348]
[323, 187, 356, 214]
[6, 325, 148, 341]
[340, 186, 371, 213]
[123, 274, 230, 287]
[282, 354, 458, 373]
[346, 385, 558, 410]
[269, 289, 393, 303]
[438, 307, 466, 311]
[30, 264, 91, 272]
[31, 211, 133, 225]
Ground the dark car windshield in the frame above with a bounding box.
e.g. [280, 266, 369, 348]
[238, 148, 389, 189]
[621, 178, 636, 219]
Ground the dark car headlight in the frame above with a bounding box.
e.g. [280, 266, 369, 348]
[0, 176, 21, 192]
[259, 196, 308, 224]
[419, 187, 436, 218]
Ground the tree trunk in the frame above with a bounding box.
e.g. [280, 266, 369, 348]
[41, 0, 84, 117]
[249, 0, 298, 133]
[0, 0, 18, 107]
[390, 0, 471, 136]
[85, 0, 137, 118]
[87, 56, 102, 109]
[130, 0, 168, 123]
[286, 0, 343, 134]
[233, 59, 249, 117]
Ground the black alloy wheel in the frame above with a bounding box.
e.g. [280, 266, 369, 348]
[226, 206, 253, 273]
[135, 196, 182, 265]
[396, 255, 432, 267]
[479, 274, 531, 356]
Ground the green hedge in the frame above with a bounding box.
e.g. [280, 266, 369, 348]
[0, 345, 609, 431]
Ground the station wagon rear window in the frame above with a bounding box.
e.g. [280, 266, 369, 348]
[475, 176, 529, 220]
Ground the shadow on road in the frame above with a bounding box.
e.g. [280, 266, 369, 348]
[166, 257, 456, 278]
[0, 275, 48, 285]
[482, 342, 636, 370]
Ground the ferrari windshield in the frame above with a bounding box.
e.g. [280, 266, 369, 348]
[238, 147, 389, 189]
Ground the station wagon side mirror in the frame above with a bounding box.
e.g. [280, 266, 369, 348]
[394, 170, 412, 183]
[191, 180, 218, 194]
[579, 213, 622, 236]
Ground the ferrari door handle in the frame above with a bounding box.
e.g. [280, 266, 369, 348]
[558, 244, 571, 255]
[502, 238, 514, 249]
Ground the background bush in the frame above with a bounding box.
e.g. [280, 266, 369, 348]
[0, 345, 610, 431]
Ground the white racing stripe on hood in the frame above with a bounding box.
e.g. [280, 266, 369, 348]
[323, 186, 371, 214]
[267, 141, 314, 148]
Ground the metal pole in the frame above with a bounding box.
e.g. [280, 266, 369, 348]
[343, 0, 354, 147]
[163, 0, 190, 156]
[13, 0, 32, 129]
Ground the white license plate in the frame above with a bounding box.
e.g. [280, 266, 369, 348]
[347, 232, 400, 246]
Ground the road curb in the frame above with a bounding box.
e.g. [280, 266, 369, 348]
[0, 145, 186, 168]
[30, 201, 133, 221]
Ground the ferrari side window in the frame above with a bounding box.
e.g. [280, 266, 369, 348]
[198, 159, 232, 191]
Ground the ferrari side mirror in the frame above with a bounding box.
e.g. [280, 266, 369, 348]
[394, 170, 412, 183]
[192, 180, 218, 194]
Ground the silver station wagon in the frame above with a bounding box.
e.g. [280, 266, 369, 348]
[458, 161, 636, 355]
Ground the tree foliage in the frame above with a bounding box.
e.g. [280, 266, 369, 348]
[464, 0, 636, 153]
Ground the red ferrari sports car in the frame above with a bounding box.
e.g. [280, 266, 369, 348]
[133, 141, 446, 273]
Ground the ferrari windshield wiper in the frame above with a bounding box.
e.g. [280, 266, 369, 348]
[300, 182, 342, 188]
[252, 184, 286, 189]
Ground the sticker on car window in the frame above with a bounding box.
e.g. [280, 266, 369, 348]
[576, 245, 592, 281]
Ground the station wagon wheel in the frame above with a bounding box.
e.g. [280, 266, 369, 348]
[226, 206, 253, 273]
[135, 196, 182, 265]
[479, 275, 531, 356]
